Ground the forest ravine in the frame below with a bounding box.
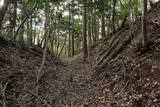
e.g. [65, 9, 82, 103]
[1, 0, 160, 107]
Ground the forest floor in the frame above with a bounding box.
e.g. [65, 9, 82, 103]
[0, 36, 108, 107]
[1, 36, 160, 107]
[57, 55, 100, 106]
[0, 1, 160, 107]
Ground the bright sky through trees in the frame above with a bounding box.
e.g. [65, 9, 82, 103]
[0, 0, 4, 7]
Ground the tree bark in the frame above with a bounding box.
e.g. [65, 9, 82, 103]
[142, 0, 148, 49]
[19, 5, 25, 43]
[58, 35, 67, 57]
[0, 0, 10, 30]
[68, 5, 71, 57]
[71, 20, 74, 56]
[101, 1, 105, 37]
[71, 0, 75, 57]
[83, 1, 88, 61]
[101, 12, 105, 37]
[88, 8, 92, 58]
[93, 8, 98, 44]
[112, 0, 117, 33]
[14, 3, 37, 42]
[29, 15, 33, 45]
[8, 1, 17, 37]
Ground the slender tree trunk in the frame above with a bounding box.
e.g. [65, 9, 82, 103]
[33, 30, 36, 45]
[68, 5, 71, 57]
[27, 19, 30, 43]
[101, 1, 105, 37]
[43, 4, 49, 48]
[88, 15, 92, 58]
[29, 15, 33, 45]
[71, 28, 74, 56]
[56, 33, 60, 54]
[142, 0, 148, 48]
[36, 2, 53, 102]
[19, 5, 25, 43]
[0, 0, 10, 31]
[128, 0, 131, 23]
[12, 2, 17, 34]
[91, 7, 94, 46]
[33, 13, 37, 45]
[54, 30, 57, 52]
[112, 0, 117, 32]
[37, 30, 40, 45]
[93, 8, 97, 44]
[50, 27, 55, 52]
[26, 17, 32, 45]
[68, 33, 71, 57]
[14, 2, 36, 42]
[8, 1, 17, 37]
[58, 35, 67, 57]
[83, 1, 88, 61]
[19, 26, 24, 43]
[107, 15, 111, 35]
[71, 0, 75, 56]
[101, 12, 105, 37]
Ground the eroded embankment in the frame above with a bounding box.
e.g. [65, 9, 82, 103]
[91, 1, 160, 106]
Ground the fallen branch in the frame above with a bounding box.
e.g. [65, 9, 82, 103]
[93, 25, 139, 76]
[0, 80, 8, 107]
[121, 80, 130, 91]
[26, 90, 52, 107]
[96, 27, 129, 65]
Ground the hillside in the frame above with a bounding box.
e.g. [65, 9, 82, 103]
[0, 0, 160, 107]
[91, 1, 160, 106]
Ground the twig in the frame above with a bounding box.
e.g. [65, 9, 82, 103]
[121, 80, 130, 91]
[0, 80, 8, 107]
[26, 90, 52, 107]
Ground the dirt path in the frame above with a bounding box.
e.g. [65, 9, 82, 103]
[0, 38, 104, 107]
[56, 55, 105, 106]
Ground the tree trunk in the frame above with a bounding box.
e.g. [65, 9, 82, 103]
[112, 0, 117, 32]
[92, 8, 98, 44]
[19, 4, 25, 43]
[0, 0, 10, 30]
[83, 1, 88, 61]
[56, 34, 60, 54]
[88, 15, 92, 58]
[68, 32, 71, 57]
[101, 12, 105, 37]
[71, 0, 75, 56]
[107, 15, 111, 35]
[14, 2, 36, 42]
[68, 5, 71, 57]
[91, 7, 94, 46]
[142, 0, 148, 49]
[71, 23, 74, 56]
[8, 1, 17, 37]
[58, 35, 67, 57]
[101, 1, 105, 37]
[128, 0, 131, 23]
[29, 15, 33, 45]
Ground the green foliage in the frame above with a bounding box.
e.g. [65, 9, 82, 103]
[1, 0, 146, 56]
